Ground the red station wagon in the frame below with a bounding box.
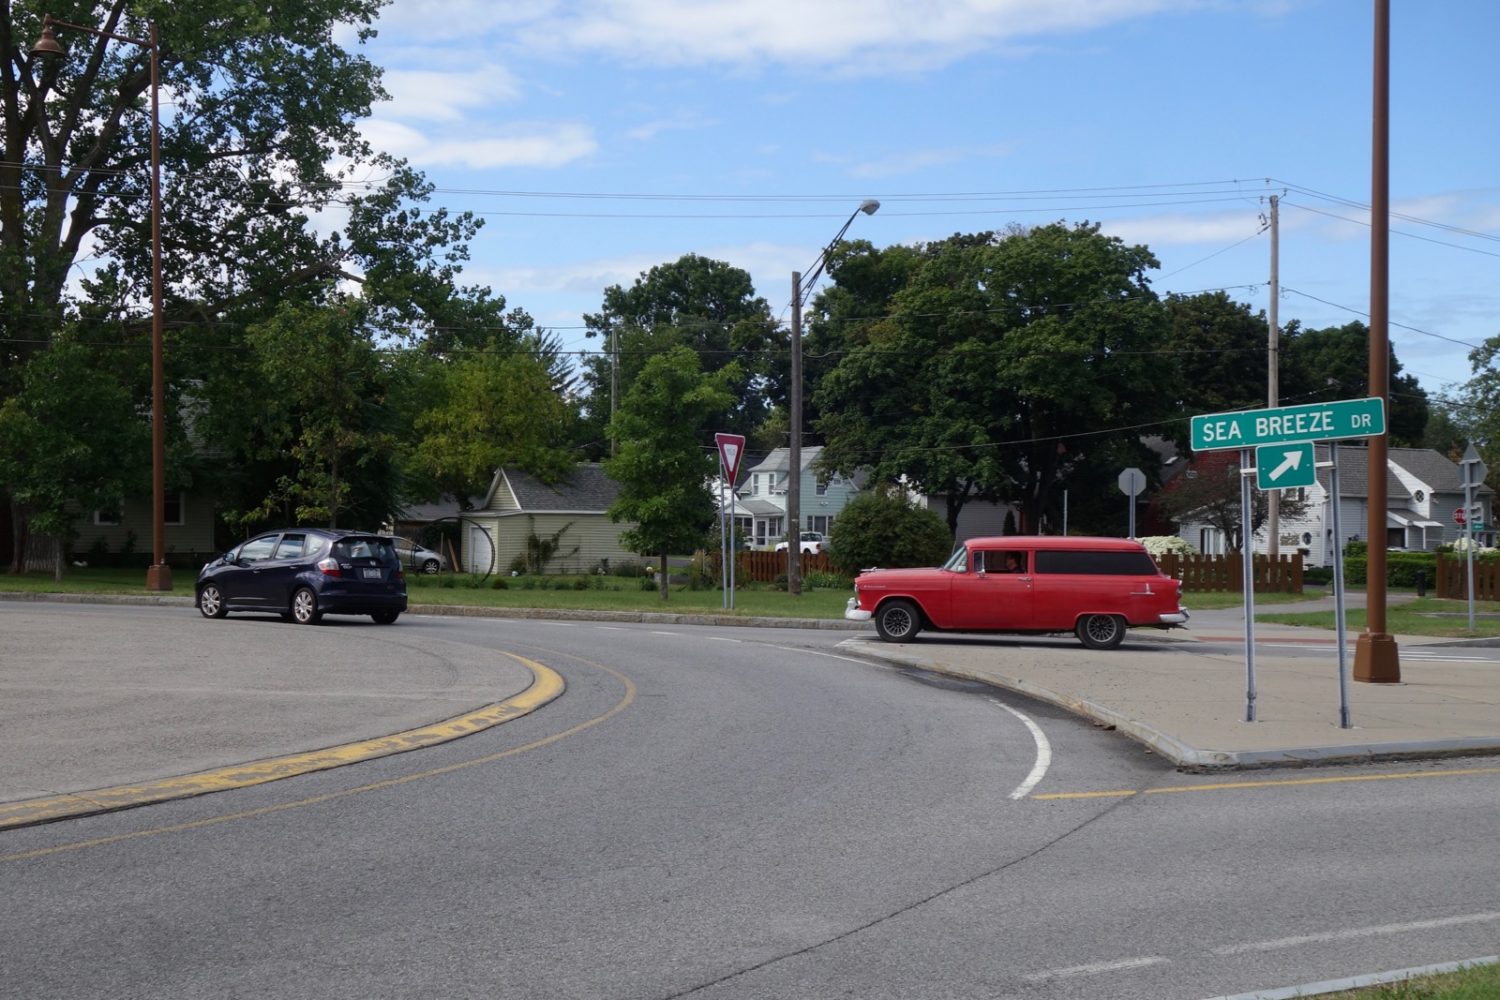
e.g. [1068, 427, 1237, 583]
[845, 536, 1189, 650]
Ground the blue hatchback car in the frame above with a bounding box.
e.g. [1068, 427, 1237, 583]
[196, 528, 408, 625]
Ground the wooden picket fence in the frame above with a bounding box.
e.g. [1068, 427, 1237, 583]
[1156, 553, 1303, 594]
[1435, 553, 1499, 601]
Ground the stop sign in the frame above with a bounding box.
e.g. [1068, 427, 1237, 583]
[1455, 506, 1467, 526]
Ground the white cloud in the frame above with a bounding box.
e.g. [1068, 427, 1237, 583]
[361, 119, 598, 168]
[507, 0, 1192, 71]
[378, 66, 523, 122]
[624, 113, 718, 141]
[1101, 210, 1265, 247]
[824, 143, 1014, 179]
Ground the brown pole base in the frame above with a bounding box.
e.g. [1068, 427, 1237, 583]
[1353, 631, 1400, 683]
[145, 563, 174, 592]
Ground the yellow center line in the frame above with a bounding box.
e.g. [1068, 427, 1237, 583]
[1032, 765, 1500, 801]
[2, 649, 636, 864]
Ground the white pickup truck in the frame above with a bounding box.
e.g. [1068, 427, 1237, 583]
[774, 531, 825, 555]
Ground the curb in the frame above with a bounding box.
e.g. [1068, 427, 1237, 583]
[844, 642, 1500, 771]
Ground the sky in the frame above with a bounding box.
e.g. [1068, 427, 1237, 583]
[340, 0, 1500, 410]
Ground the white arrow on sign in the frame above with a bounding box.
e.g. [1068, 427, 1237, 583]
[1267, 449, 1304, 483]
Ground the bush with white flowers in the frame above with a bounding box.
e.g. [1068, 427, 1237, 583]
[1136, 535, 1196, 558]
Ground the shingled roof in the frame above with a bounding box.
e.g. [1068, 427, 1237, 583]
[491, 464, 621, 512]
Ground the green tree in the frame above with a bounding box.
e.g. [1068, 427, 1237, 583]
[1155, 452, 1312, 550]
[826, 486, 953, 575]
[580, 255, 778, 458]
[816, 222, 1179, 535]
[1163, 291, 1271, 417]
[3, 0, 496, 549]
[1281, 321, 1429, 446]
[1457, 334, 1500, 491]
[604, 346, 736, 600]
[409, 343, 575, 500]
[0, 336, 147, 577]
[227, 298, 400, 530]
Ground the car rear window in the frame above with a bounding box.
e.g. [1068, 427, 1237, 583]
[332, 538, 398, 565]
[1034, 550, 1159, 575]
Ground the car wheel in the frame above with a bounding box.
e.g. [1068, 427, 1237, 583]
[198, 584, 227, 619]
[1076, 613, 1126, 650]
[371, 610, 400, 625]
[420, 559, 440, 575]
[874, 599, 922, 642]
[291, 587, 322, 625]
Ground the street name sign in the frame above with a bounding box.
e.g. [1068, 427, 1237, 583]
[1191, 397, 1385, 452]
[1255, 442, 1316, 490]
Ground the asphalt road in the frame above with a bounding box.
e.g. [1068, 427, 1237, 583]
[2, 610, 1497, 999]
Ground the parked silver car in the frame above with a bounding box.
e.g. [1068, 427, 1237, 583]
[393, 539, 446, 574]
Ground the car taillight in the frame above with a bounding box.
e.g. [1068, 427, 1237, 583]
[393, 568, 405, 582]
[318, 557, 342, 577]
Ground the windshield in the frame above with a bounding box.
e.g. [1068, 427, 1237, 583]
[941, 545, 969, 573]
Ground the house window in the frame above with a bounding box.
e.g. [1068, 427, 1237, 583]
[164, 493, 185, 526]
[94, 507, 124, 526]
[808, 515, 832, 535]
[815, 480, 828, 497]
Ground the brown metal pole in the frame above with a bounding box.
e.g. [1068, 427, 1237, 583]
[1354, 0, 1396, 681]
[145, 21, 172, 591]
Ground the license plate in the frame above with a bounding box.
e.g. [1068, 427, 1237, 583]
[360, 567, 383, 580]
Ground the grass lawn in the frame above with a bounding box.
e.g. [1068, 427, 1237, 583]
[0, 567, 857, 620]
[1319, 960, 1500, 998]
[1181, 590, 1326, 611]
[1258, 597, 1500, 639]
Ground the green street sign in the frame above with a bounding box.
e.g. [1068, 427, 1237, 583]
[1256, 442, 1317, 490]
[1191, 397, 1386, 452]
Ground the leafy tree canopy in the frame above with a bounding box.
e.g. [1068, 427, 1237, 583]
[604, 345, 737, 600]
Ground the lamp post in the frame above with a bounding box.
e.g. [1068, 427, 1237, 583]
[32, 15, 172, 591]
[787, 199, 879, 596]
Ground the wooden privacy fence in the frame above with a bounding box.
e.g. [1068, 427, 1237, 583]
[1156, 553, 1303, 594]
[710, 550, 836, 583]
[1436, 553, 1499, 601]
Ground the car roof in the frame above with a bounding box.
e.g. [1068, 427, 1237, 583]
[962, 536, 1146, 551]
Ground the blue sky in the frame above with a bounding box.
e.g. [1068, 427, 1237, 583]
[344, 0, 1500, 407]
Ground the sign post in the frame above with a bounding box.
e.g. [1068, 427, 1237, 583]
[715, 433, 746, 611]
[1193, 397, 1385, 726]
[1460, 443, 1488, 633]
[1118, 467, 1145, 539]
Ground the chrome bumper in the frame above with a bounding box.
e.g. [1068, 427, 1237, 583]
[845, 598, 872, 622]
[1158, 609, 1190, 625]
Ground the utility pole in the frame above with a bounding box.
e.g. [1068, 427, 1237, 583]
[1355, 0, 1400, 683]
[788, 270, 804, 597]
[609, 325, 619, 457]
[1267, 194, 1281, 559]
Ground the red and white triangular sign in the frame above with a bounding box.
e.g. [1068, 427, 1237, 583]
[715, 432, 746, 484]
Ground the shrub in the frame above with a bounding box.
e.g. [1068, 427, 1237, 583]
[1138, 536, 1196, 558]
[827, 487, 954, 575]
[804, 570, 852, 590]
[1304, 565, 1333, 585]
[1343, 550, 1435, 587]
[491, 578, 508, 589]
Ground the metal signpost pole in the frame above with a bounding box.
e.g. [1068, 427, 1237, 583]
[1240, 448, 1257, 722]
[1327, 446, 1352, 728]
[728, 488, 737, 610]
[720, 479, 728, 610]
[1467, 479, 1476, 633]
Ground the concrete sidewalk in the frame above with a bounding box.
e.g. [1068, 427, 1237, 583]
[848, 611, 1500, 769]
[2, 593, 1498, 831]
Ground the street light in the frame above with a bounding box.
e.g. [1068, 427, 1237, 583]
[787, 199, 879, 596]
[32, 14, 172, 591]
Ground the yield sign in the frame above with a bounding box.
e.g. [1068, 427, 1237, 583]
[714, 432, 746, 484]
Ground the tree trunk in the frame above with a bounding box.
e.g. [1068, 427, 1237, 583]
[10, 499, 29, 574]
[658, 548, 670, 601]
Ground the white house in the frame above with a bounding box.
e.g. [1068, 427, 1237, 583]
[1175, 445, 1495, 565]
